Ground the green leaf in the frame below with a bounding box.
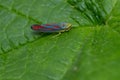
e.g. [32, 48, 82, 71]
[0, 0, 120, 80]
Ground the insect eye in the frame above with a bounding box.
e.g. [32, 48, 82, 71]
[61, 23, 66, 28]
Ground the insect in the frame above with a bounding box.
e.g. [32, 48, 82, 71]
[31, 23, 72, 34]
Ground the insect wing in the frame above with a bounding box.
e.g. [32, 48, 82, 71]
[31, 23, 72, 32]
[39, 24, 62, 32]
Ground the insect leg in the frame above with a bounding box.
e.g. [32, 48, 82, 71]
[52, 32, 61, 38]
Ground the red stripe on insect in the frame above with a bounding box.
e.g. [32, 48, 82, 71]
[32, 26, 44, 30]
[44, 28, 53, 30]
[53, 26, 60, 29]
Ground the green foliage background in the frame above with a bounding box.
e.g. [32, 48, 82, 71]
[0, 0, 120, 80]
